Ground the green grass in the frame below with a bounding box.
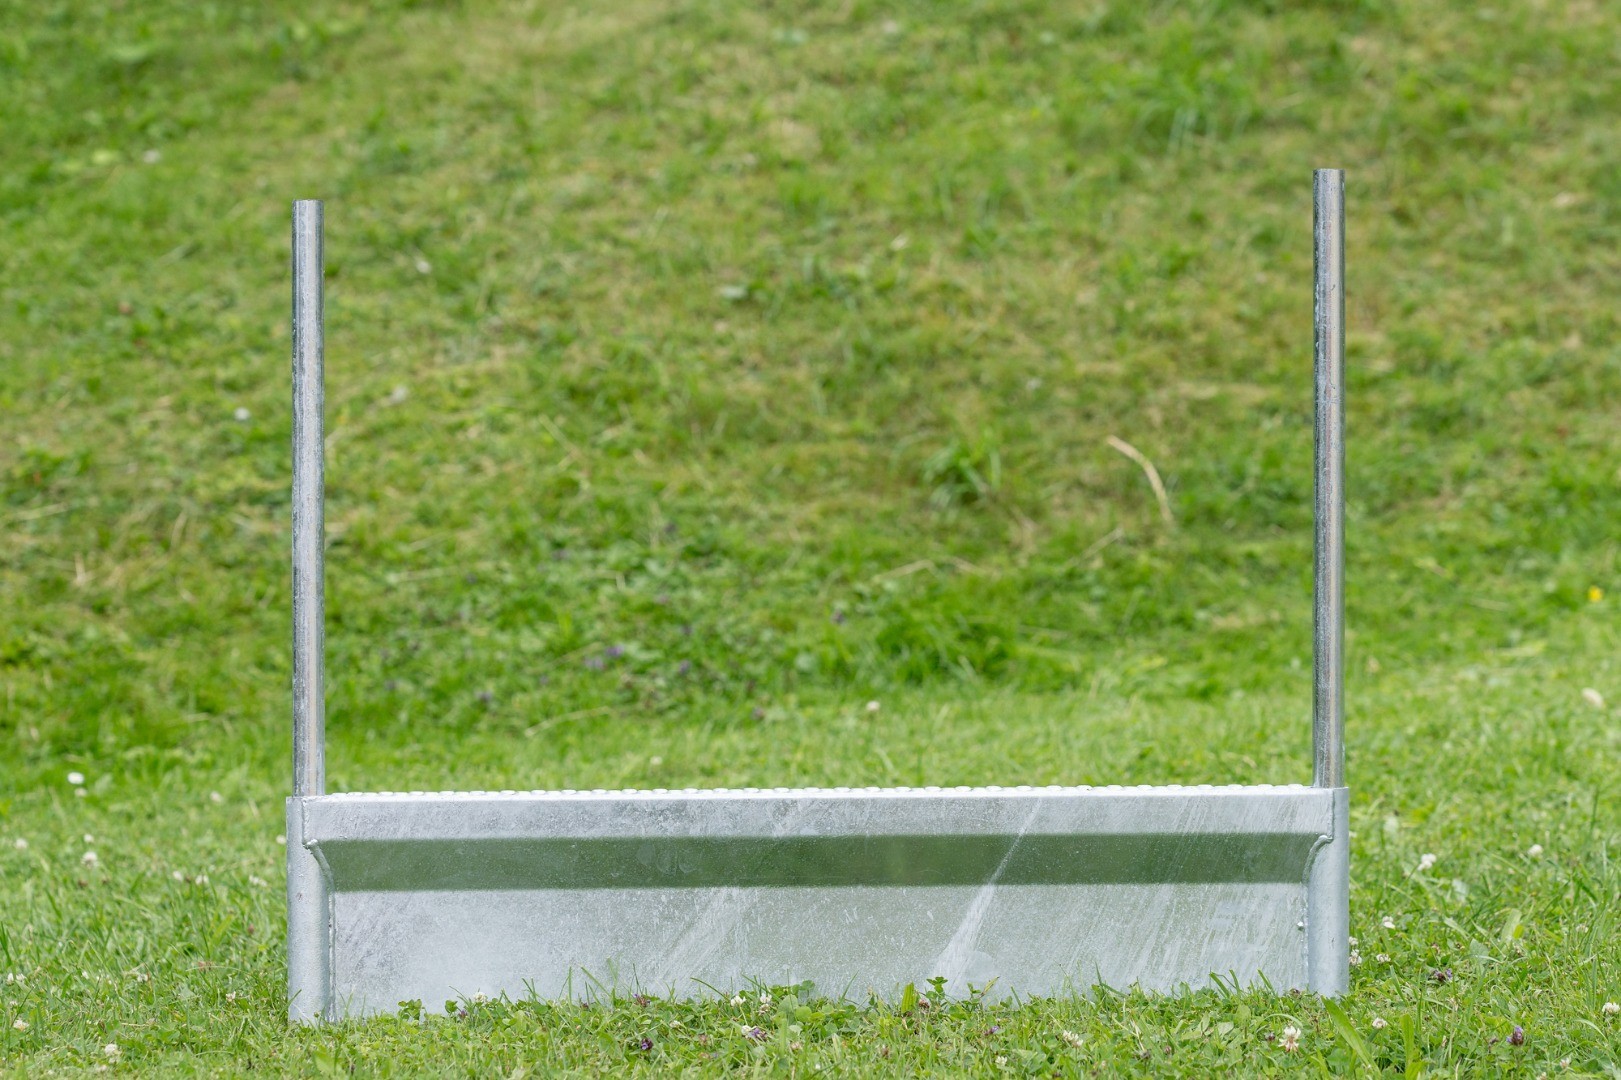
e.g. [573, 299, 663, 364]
[3, 0, 1620, 1072]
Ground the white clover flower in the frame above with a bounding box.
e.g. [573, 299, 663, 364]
[865, 700, 881, 713]
[193, 874, 208, 886]
[12, 1019, 27, 1031]
[233, 408, 250, 423]
[83, 834, 95, 844]
[1382, 916, 1396, 929]
[209, 792, 223, 804]
[1280, 1025, 1301, 1052]
[1376, 953, 1392, 963]
[730, 993, 744, 1006]
[275, 835, 286, 846]
[67, 771, 85, 786]
[1371, 1017, 1387, 1030]
[1604, 1002, 1620, 1017]
[1417, 853, 1437, 872]
[1348, 936, 1358, 946]
[12, 838, 26, 850]
[995, 1056, 1008, 1067]
[759, 991, 772, 1007]
[1582, 687, 1605, 709]
[1528, 844, 1543, 858]
[171, 871, 185, 882]
[82, 851, 99, 866]
[1060, 1029, 1084, 1048]
[103, 1043, 121, 1061]
[1349, 950, 1362, 967]
[249, 875, 269, 888]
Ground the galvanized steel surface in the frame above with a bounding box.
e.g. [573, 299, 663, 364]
[290, 200, 325, 800]
[1312, 169, 1346, 790]
[284, 179, 1354, 1021]
[288, 202, 331, 1023]
[290, 786, 1348, 1017]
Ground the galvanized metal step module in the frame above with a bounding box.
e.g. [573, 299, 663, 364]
[285, 170, 1351, 1023]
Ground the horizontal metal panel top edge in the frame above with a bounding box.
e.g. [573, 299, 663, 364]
[307, 783, 1320, 802]
[300, 786, 1339, 845]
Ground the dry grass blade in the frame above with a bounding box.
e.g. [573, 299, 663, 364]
[1106, 436, 1174, 529]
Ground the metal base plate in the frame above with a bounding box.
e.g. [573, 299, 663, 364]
[287, 785, 1349, 1021]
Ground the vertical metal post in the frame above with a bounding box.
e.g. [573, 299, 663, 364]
[1311, 170, 1345, 790]
[1305, 171, 1349, 996]
[291, 200, 326, 798]
[288, 200, 332, 1023]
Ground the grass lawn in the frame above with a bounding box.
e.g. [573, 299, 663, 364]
[4, 0, 1621, 1073]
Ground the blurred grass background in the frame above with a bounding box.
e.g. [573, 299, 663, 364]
[2, 0, 1620, 1073]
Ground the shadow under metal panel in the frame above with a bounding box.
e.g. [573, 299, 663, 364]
[288, 785, 1349, 1019]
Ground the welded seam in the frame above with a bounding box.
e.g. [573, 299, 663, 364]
[305, 838, 338, 1022]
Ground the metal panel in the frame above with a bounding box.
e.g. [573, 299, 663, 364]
[288, 786, 1347, 1018]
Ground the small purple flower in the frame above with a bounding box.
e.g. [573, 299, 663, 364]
[584, 656, 605, 670]
[476, 690, 493, 705]
[639, 1036, 653, 1051]
[1430, 968, 1452, 984]
[985, 1025, 1000, 1036]
[1508, 1026, 1524, 1046]
[633, 994, 650, 1007]
[677, 660, 691, 675]
[831, 609, 846, 624]
[385, 680, 398, 692]
[552, 548, 569, 561]
[744, 1026, 767, 1041]
[656, 594, 671, 605]
[752, 707, 765, 720]
[605, 645, 625, 660]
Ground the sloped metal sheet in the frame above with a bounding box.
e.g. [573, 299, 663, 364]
[288, 785, 1348, 1019]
